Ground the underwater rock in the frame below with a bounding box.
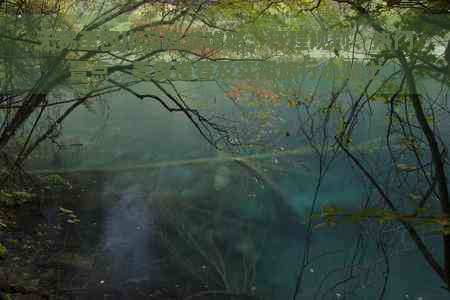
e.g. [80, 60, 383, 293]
[180, 175, 212, 200]
[180, 188, 201, 200]
[213, 165, 232, 191]
[234, 236, 257, 257]
[145, 191, 178, 207]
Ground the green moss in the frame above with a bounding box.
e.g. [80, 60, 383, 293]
[1, 293, 13, 300]
[8, 239, 18, 246]
[0, 190, 34, 206]
[0, 243, 8, 259]
[45, 174, 66, 185]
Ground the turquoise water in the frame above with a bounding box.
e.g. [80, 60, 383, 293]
[30, 78, 450, 299]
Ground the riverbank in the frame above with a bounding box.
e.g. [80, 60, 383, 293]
[1, 166, 270, 300]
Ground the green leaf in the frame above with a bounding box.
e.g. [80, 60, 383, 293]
[287, 99, 300, 108]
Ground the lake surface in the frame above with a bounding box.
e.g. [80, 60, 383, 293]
[26, 81, 450, 299]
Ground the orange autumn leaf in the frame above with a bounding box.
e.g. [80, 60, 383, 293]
[226, 79, 281, 105]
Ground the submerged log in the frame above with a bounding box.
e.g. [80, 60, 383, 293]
[28, 136, 390, 176]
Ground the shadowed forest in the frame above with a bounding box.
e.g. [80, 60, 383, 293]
[1, 0, 450, 299]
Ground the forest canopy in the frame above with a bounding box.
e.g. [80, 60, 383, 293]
[1, 1, 450, 300]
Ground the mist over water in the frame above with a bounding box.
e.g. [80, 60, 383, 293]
[102, 183, 153, 284]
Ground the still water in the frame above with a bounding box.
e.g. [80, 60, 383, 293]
[29, 81, 449, 299]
